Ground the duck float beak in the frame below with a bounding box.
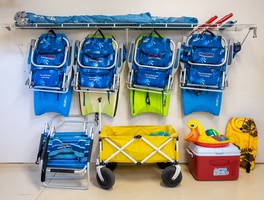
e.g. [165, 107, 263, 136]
[184, 122, 199, 142]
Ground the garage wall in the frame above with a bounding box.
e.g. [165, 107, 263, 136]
[0, 0, 263, 163]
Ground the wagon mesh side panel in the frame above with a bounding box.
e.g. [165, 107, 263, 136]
[100, 125, 178, 163]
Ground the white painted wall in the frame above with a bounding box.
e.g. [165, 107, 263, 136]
[0, 0, 263, 163]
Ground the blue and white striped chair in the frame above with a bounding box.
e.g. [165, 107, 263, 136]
[36, 116, 95, 189]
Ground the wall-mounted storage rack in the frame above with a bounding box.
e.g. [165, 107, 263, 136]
[4, 22, 257, 31]
[3, 22, 257, 56]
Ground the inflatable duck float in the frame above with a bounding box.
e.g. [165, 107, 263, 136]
[184, 119, 230, 147]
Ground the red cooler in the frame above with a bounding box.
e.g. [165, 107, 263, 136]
[186, 142, 240, 181]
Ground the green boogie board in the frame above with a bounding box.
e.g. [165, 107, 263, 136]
[130, 90, 170, 117]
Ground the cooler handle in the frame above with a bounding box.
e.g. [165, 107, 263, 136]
[186, 148, 194, 158]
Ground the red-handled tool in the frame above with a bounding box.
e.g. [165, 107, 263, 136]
[191, 15, 218, 34]
[207, 13, 233, 30]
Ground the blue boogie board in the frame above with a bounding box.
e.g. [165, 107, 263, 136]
[182, 89, 222, 116]
[34, 86, 73, 117]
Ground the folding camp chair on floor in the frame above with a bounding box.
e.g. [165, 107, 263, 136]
[127, 30, 180, 116]
[35, 115, 96, 189]
[26, 29, 74, 116]
[72, 29, 125, 117]
[179, 30, 234, 115]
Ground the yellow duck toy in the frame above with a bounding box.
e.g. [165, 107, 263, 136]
[185, 119, 230, 147]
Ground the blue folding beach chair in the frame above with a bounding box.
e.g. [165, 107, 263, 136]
[127, 29, 180, 116]
[73, 29, 124, 93]
[72, 29, 125, 117]
[179, 30, 234, 115]
[35, 115, 95, 189]
[26, 30, 74, 116]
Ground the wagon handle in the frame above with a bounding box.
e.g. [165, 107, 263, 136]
[98, 97, 102, 133]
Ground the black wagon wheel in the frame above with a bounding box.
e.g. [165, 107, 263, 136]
[106, 162, 118, 171]
[156, 162, 172, 169]
[96, 167, 115, 190]
[161, 166, 182, 187]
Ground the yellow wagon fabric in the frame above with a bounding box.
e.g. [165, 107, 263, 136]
[100, 125, 178, 163]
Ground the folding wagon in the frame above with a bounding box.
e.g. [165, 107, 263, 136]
[96, 125, 182, 189]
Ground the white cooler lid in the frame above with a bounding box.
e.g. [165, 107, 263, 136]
[188, 142, 241, 156]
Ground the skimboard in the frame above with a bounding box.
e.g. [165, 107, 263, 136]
[226, 118, 258, 171]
